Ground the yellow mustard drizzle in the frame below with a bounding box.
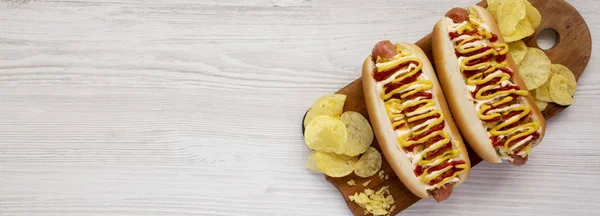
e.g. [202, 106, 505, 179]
[374, 45, 467, 188]
[450, 13, 541, 157]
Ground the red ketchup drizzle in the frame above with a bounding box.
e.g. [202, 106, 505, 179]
[490, 34, 498, 42]
[406, 135, 443, 153]
[510, 132, 541, 154]
[384, 70, 423, 94]
[426, 142, 453, 159]
[405, 92, 433, 100]
[414, 166, 424, 176]
[408, 122, 445, 141]
[428, 161, 467, 186]
[491, 136, 505, 147]
[496, 54, 507, 63]
[502, 110, 524, 120]
[373, 61, 418, 82]
[456, 46, 492, 57]
[467, 54, 494, 66]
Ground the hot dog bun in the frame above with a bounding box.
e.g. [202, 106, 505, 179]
[363, 42, 470, 200]
[432, 6, 546, 164]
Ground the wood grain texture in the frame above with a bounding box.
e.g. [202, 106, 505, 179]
[0, 0, 598, 216]
[325, 0, 593, 215]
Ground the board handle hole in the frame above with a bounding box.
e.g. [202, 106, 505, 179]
[536, 28, 559, 50]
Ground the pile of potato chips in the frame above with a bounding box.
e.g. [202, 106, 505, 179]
[509, 36, 576, 110]
[492, 1, 578, 110]
[488, 0, 541, 42]
[304, 94, 382, 178]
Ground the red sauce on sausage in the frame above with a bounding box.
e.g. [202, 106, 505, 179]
[373, 61, 418, 82]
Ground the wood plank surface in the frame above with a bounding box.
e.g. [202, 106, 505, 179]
[325, 0, 593, 215]
[0, 0, 599, 215]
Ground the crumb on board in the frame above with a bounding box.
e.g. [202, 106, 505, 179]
[378, 170, 385, 180]
[362, 180, 372, 187]
[347, 179, 356, 186]
[348, 186, 395, 216]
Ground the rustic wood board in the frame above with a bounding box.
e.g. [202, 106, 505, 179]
[318, 0, 592, 215]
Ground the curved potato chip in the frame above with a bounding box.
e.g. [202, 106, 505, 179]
[304, 115, 347, 154]
[551, 64, 577, 96]
[534, 78, 552, 102]
[303, 94, 347, 127]
[534, 100, 548, 111]
[523, 0, 542, 29]
[518, 48, 551, 90]
[508, 40, 528, 65]
[504, 18, 535, 42]
[314, 151, 357, 178]
[306, 151, 321, 173]
[549, 74, 574, 106]
[497, 0, 527, 36]
[354, 147, 382, 178]
[487, 0, 502, 19]
[341, 111, 374, 156]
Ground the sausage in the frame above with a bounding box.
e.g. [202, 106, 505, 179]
[431, 183, 454, 203]
[445, 8, 469, 23]
[508, 155, 528, 166]
[371, 40, 398, 61]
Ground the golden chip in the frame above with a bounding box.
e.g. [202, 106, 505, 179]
[341, 111, 374, 157]
[551, 64, 577, 96]
[523, 0, 542, 29]
[534, 100, 548, 111]
[497, 0, 527, 36]
[487, 0, 502, 19]
[314, 151, 357, 178]
[304, 115, 347, 154]
[508, 40, 528, 65]
[354, 147, 382, 178]
[534, 78, 552, 102]
[549, 74, 574, 106]
[303, 94, 347, 127]
[518, 47, 551, 90]
[504, 18, 535, 43]
[306, 151, 321, 173]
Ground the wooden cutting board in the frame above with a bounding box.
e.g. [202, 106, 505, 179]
[309, 0, 591, 215]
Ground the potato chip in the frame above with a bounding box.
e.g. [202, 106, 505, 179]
[304, 115, 347, 154]
[518, 48, 551, 90]
[341, 111, 374, 157]
[534, 100, 548, 111]
[534, 78, 552, 102]
[354, 147, 382, 178]
[551, 64, 577, 96]
[497, 0, 527, 36]
[303, 94, 347, 127]
[523, 0, 542, 29]
[487, 0, 502, 18]
[306, 151, 321, 173]
[314, 151, 357, 177]
[508, 40, 528, 65]
[504, 18, 535, 43]
[549, 74, 574, 106]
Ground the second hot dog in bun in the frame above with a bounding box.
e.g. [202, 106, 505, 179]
[363, 41, 471, 202]
[432, 6, 546, 166]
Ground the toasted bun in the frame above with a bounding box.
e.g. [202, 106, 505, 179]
[432, 6, 546, 163]
[362, 42, 470, 199]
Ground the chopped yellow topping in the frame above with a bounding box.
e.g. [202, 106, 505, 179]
[349, 186, 395, 216]
[378, 170, 385, 180]
[347, 179, 356, 186]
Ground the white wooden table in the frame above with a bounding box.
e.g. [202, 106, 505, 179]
[0, 0, 598, 215]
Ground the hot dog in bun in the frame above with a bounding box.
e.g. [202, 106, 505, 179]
[363, 41, 471, 202]
[432, 6, 546, 166]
